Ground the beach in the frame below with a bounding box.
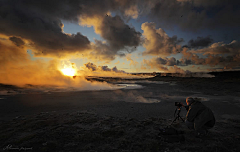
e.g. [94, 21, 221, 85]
[1, 73, 240, 152]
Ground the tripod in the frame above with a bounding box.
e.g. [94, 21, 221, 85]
[170, 106, 185, 125]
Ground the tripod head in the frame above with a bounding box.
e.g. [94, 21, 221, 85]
[175, 102, 182, 107]
[174, 105, 182, 117]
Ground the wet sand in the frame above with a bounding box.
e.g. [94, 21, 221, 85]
[1, 74, 240, 151]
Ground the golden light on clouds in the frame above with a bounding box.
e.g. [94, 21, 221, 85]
[124, 5, 139, 19]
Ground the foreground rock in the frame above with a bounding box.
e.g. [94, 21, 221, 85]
[1, 111, 240, 152]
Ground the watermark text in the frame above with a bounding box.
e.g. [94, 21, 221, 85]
[3, 145, 33, 151]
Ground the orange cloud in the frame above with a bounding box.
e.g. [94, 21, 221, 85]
[141, 22, 182, 56]
[181, 41, 240, 70]
[193, 40, 240, 56]
[126, 54, 139, 67]
[124, 5, 139, 19]
[142, 58, 189, 73]
[0, 36, 114, 90]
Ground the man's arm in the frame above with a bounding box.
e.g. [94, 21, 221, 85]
[186, 106, 199, 122]
[180, 102, 189, 111]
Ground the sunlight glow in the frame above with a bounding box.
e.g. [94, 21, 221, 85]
[60, 60, 77, 77]
[61, 68, 76, 76]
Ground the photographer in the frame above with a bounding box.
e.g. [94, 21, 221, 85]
[181, 97, 215, 137]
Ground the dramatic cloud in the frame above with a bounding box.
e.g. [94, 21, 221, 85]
[168, 65, 190, 73]
[126, 54, 139, 67]
[0, 0, 143, 58]
[194, 40, 240, 56]
[0, 37, 28, 67]
[143, 56, 190, 68]
[0, 0, 93, 57]
[85, 62, 98, 71]
[99, 15, 141, 51]
[149, 0, 240, 31]
[1, 0, 239, 75]
[187, 36, 213, 48]
[86, 40, 115, 61]
[0, 37, 116, 91]
[84, 62, 126, 74]
[3, 0, 124, 23]
[9, 36, 25, 47]
[141, 22, 183, 56]
[124, 5, 139, 19]
[155, 57, 177, 66]
[181, 41, 240, 69]
[89, 39, 127, 61]
[177, 0, 235, 7]
[81, 15, 142, 61]
[0, 37, 72, 86]
[142, 57, 190, 73]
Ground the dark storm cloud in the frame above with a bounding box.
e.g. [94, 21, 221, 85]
[0, 0, 142, 58]
[188, 36, 213, 48]
[0, 0, 93, 56]
[148, 0, 240, 31]
[88, 15, 142, 61]
[5, 0, 116, 22]
[2, 0, 239, 65]
[99, 15, 142, 51]
[9, 36, 25, 47]
[178, 0, 237, 7]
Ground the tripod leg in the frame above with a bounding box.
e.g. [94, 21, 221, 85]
[170, 116, 178, 125]
[175, 114, 185, 123]
[179, 116, 185, 122]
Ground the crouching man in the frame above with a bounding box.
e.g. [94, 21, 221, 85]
[181, 97, 215, 137]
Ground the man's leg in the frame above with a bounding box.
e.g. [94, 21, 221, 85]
[196, 119, 215, 137]
[202, 119, 215, 130]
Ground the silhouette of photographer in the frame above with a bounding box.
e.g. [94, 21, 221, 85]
[181, 97, 215, 137]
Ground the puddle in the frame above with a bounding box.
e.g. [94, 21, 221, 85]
[115, 84, 143, 89]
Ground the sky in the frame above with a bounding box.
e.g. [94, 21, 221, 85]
[0, 0, 240, 85]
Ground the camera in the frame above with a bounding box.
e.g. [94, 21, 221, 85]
[171, 102, 185, 125]
[175, 102, 182, 107]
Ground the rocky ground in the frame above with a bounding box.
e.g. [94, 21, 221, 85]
[1, 72, 240, 151]
[1, 111, 240, 152]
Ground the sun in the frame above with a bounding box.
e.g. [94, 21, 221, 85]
[59, 60, 78, 77]
[61, 68, 76, 76]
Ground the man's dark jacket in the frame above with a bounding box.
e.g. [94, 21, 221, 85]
[186, 101, 215, 130]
